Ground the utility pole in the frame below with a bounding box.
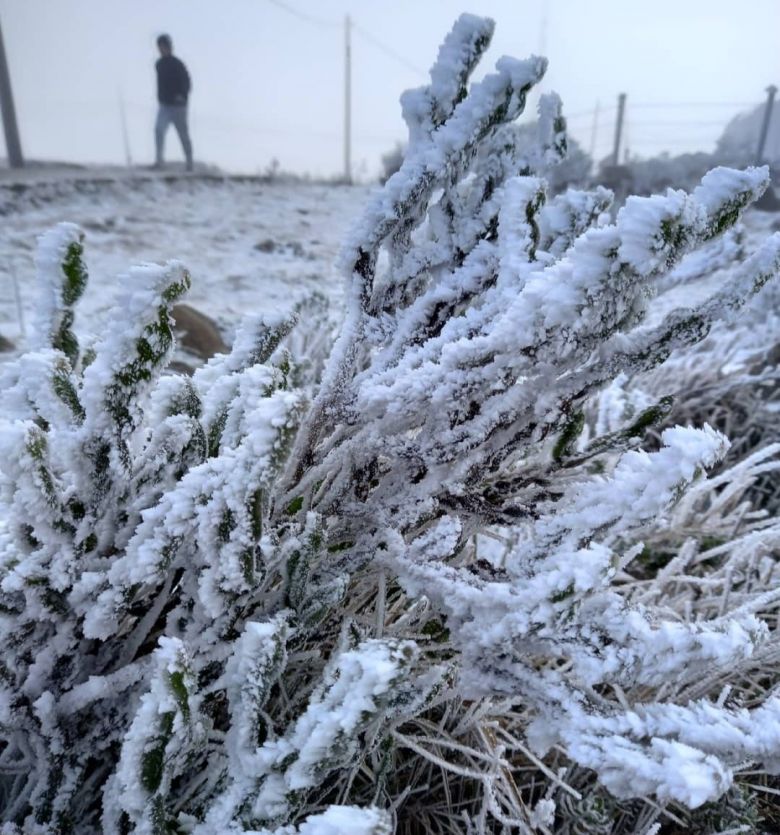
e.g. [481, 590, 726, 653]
[343, 14, 352, 184]
[0, 15, 23, 168]
[756, 84, 777, 165]
[589, 100, 600, 161]
[118, 88, 133, 168]
[539, 0, 548, 57]
[611, 92, 626, 167]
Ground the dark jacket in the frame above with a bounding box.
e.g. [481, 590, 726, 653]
[156, 55, 191, 106]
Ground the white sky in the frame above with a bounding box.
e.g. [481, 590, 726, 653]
[1, 0, 778, 177]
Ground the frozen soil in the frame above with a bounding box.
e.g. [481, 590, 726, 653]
[0, 171, 369, 353]
[1, 167, 776, 359]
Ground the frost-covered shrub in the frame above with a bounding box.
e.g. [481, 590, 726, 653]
[510, 121, 592, 192]
[2, 14, 780, 835]
[604, 216, 780, 515]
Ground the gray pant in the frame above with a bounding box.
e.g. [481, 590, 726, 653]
[155, 104, 193, 167]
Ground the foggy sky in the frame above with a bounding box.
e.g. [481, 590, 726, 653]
[1, 0, 778, 177]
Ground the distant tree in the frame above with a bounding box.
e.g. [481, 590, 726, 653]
[612, 150, 715, 195]
[380, 142, 405, 184]
[717, 100, 780, 166]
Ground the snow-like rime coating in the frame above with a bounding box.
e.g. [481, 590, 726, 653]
[1, 14, 780, 834]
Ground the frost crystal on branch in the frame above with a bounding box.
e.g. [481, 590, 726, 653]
[2, 14, 780, 835]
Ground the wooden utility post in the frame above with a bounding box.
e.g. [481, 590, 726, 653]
[0, 15, 23, 168]
[589, 100, 600, 160]
[118, 88, 133, 168]
[538, 0, 548, 58]
[611, 93, 626, 167]
[756, 84, 777, 165]
[343, 14, 352, 184]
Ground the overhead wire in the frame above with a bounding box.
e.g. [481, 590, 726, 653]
[264, 0, 427, 78]
[264, 0, 339, 28]
[563, 95, 762, 160]
[631, 100, 758, 109]
[259, 0, 425, 170]
[351, 23, 428, 78]
[258, 2, 772, 165]
[627, 119, 738, 127]
[124, 100, 400, 145]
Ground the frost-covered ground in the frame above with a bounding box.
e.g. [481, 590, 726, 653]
[2, 169, 776, 362]
[0, 171, 369, 353]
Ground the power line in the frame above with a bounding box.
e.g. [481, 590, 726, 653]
[265, 0, 339, 28]
[631, 101, 757, 109]
[125, 101, 401, 144]
[624, 137, 720, 146]
[263, 0, 426, 78]
[351, 24, 427, 77]
[565, 106, 615, 121]
[566, 101, 756, 122]
[626, 119, 737, 127]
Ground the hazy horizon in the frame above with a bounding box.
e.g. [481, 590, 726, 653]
[1, 0, 778, 177]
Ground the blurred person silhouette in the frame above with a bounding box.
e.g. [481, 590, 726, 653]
[154, 34, 193, 172]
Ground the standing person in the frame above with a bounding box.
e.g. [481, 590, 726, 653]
[154, 34, 193, 171]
